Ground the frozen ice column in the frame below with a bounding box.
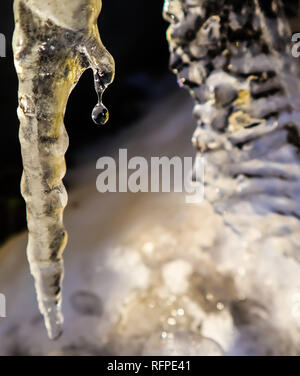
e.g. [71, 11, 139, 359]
[13, 0, 114, 339]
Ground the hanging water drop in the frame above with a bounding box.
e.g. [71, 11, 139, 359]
[92, 71, 113, 125]
[92, 103, 109, 125]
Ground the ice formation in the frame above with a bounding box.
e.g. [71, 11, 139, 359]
[164, 0, 300, 239]
[145, 1, 300, 354]
[8, 0, 300, 352]
[13, 0, 114, 339]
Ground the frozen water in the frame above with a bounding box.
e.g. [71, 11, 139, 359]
[13, 0, 114, 339]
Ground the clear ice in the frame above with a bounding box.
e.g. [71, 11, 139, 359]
[13, 0, 114, 339]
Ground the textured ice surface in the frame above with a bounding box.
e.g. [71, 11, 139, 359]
[13, 0, 114, 339]
[164, 0, 300, 246]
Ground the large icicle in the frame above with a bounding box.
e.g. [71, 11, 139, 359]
[13, 0, 114, 339]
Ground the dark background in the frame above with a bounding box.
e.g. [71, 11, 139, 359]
[0, 0, 173, 243]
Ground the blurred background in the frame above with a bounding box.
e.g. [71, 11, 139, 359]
[0, 0, 174, 244]
[2, 1, 300, 356]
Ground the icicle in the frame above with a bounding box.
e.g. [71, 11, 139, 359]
[13, 0, 114, 339]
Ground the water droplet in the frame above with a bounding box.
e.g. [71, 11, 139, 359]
[92, 103, 109, 125]
[92, 71, 112, 125]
